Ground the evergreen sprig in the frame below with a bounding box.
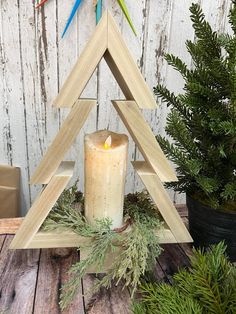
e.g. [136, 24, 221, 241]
[154, 2, 236, 209]
[42, 186, 163, 310]
[132, 242, 236, 314]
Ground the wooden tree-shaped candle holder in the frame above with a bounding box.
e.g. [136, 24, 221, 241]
[10, 11, 192, 258]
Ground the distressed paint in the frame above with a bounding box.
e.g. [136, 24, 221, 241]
[0, 0, 31, 212]
[0, 0, 231, 214]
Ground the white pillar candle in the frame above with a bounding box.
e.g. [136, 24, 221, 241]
[84, 130, 128, 229]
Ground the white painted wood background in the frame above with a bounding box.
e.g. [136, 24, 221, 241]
[0, 0, 231, 215]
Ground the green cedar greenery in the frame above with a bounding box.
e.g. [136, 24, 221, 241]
[132, 242, 236, 314]
[42, 185, 163, 310]
[154, 2, 236, 209]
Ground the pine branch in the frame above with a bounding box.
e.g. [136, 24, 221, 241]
[154, 84, 191, 120]
[229, 1, 236, 34]
[165, 54, 192, 80]
[154, 2, 236, 206]
[189, 3, 221, 58]
[165, 109, 199, 156]
[133, 242, 236, 314]
[43, 187, 163, 310]
[60, 225, 119, 310]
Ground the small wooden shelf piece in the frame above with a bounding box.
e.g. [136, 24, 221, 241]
[112, 100, 177, 182]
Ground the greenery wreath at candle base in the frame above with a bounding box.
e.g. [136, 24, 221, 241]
[42, 184, 163, 310]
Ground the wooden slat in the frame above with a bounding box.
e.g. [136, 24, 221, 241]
[83, 274, 131, 314]
[53, 10, 157, 110]
[0, 217, 23, 234]
[133, 161, 192, 243]
[107, 12, 157, 109]
[34, 248, 84, 314]
[112, 101, 177, 182]
[0, 235, 40, 313]
[10, 162, 74, 249]
[158, 243, 191, 283]
[25, 226, 176, 249]
[31, 99, 96, 184]
[53, 12, 108, 108]
[104, 50, 134, 101]
[0, 206, 187, 236]
[28, 231, 91, 249]
[0, 234, 6, 252]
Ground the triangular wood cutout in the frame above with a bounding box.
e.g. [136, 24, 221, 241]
[132, 161, 192, 243]
[10, 162, 75, 249]
[53, 11, 157, 109]
[11, 10, 192, 249]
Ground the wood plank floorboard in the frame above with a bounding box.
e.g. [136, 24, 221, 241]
[0, 206, 191, 313]
[0, 235, 40, 314]
[0, 234, 6, 253]
[33, 248, 84, 314]
[158, 243, 191, 283]
[82, 274, 132, 314]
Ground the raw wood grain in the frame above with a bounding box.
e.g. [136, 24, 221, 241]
[95, 2, 137, 195]
[113, 101, 177, 182]
[10, 162, 74, 249]
[13, 226, 178, 249]
[34, 248, 84, 314]
[83, 274, 132, 314]
[0, 217, 23, 235]
[0, 207, 187, 245]
[54, 10, 157, 110]
[107, 12, 157, 109]
[0, 215, 192, 313]
[158, 243, 191, 283]
[53, 11, 107, 108]
[0, 234, 6, 252]
[27, 231, 91, 249]
[30, 99, 96, 184]
[133, 161, 192, 243]
[0, 235, 40, 313]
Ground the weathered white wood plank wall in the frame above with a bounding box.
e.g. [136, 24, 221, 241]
[0, 0, 231, 215]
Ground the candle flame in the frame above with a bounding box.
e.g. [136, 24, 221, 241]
[104, 135, 112, 149]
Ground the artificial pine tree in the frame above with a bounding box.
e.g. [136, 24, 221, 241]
[155, 2, 236, 209]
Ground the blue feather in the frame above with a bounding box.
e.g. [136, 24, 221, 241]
[62, 0, 83, 38]
[96, 0, 102, 24]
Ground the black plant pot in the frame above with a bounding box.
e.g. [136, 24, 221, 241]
[187, 194, 236, 261]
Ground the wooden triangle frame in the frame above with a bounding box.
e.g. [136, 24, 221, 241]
[11, 11, 192, 250]
[53, 11, 157, 110]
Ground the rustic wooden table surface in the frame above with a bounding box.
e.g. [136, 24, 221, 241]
[0, 207, 191, 314]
